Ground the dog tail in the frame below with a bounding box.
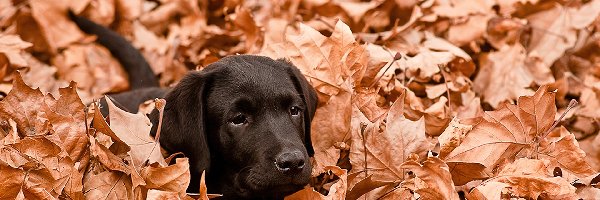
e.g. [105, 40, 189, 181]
[68, 11, 160, 89]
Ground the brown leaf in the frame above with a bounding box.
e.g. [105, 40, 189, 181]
[468, 181, 510, 200]
[198, 170, 210, 200]
[0, 34, 32, 67]
[445, 86, 555, 180]
[230, 6, 263, 53]
[438, 118, 473, 159]
[538, 127, 595, 179]
[141, 158, 190, 194]
[89, 136, 129, 173]
[400, 156, 460, 200]
[261, 20, 361, 97]
[311, 89, 352, 174]
[0, 164, 26, 198]
[285, 166, 347, 200]
[147, 189, 194, 200]
[473, 44, 538, 107]
[7, 137, 84, 199]
[106, 96, 167, 169]
[43, 82, 89, 161]
[349, 91, 433, 198]
[0, 73, 51, 136]
[346, 175, 395, 200]
[489, 158, 577, 199]
[526, 1, 600, 67]
[53, 44, 129, 99]
[83, 171, 132, 199]
[27, 0, 84, 54]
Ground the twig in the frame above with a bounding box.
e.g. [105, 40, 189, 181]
[437, 64, 453, 115]
[369, 52, 402, 88]
[143, 98, 166, 166]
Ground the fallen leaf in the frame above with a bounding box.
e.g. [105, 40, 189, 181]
[473, 44, 537, 107]
[106, 96, 167, 170]
[400, 156, 460, 200]
[285, 166, 347, 200]
[445, 86, 555, 181]
[0, 73, 51, 136]
[141, 158, 190, 194]
[0, 34, 32, 67]
[487, 158, 577, 199]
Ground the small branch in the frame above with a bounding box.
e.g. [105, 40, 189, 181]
[369, 52, 402, 88]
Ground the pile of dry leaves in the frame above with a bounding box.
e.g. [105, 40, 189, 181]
[1, 0, 600, 199]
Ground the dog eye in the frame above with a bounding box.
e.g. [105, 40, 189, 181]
[290, 106, 301, 116]
[230, 114, 248, 125]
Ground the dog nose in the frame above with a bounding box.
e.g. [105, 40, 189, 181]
[275, 150, 305, 174]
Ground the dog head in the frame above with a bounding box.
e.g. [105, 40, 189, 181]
[157, 55, 317, 198]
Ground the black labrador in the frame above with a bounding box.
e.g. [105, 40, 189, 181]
[70, 12, 317, 199]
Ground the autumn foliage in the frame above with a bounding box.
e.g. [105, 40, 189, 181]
[1, 0, 600, 199]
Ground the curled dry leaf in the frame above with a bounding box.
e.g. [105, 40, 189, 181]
[400, 156, 459, 200]
[484, 158, 577, 199]
[140, 158, 190, 194]
[285, 166, 347, 200]
[0, 34, 32, 67]
[538, 127, 595, 180]
[526, 1, 600, 67]
[21, 0, 84, 54]
[106, 96, 167, 169]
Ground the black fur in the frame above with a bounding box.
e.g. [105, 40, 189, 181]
[70, 12, 317, 199]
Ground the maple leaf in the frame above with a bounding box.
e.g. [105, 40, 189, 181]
[0, 73, 51, 136]
[43, 82, 89, 161]
[348, 91, 433, 198]
[88, 136, 130, 173]
[105, 97, 167, 170]
[261, 20, 363, 97]
[400, 155, 459, 200]
[0, 34, 32, 67]
[444, 86, 556, 182]
[0, 137, 84, 199]
[140, 158, 190, 194]
[474, 44, 546, 108]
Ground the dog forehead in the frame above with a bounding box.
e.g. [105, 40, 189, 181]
[217, 56, 296, 92]
[206, 56, 301, 106]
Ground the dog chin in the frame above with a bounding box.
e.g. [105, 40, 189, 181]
[235, 168, 310, 198]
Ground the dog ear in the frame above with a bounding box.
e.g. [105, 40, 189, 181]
[149, 69, 215, 191]
[278, 59, 318, 157]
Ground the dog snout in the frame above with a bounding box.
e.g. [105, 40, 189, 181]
[275, 150, 305, 174]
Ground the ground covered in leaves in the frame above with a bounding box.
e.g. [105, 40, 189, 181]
[1, 0, 600, 199]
